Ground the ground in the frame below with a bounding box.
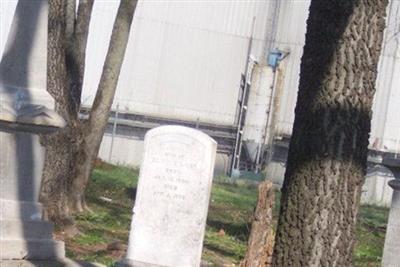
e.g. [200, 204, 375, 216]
[60, 163, 389, 267]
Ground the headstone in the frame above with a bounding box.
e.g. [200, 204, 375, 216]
[119, 125, 217, 267]
[0, 0, 66, 262]
[382, 178, 400, 267]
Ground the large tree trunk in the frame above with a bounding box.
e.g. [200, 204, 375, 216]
[272, 1, 388, 266]
[40, 0, 94, 226]
[40, 0, 74, 227]
[68, 0, 137, 213]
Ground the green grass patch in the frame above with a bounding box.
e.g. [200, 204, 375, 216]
[354, 205, 389, 266]
[64, 164, 389, 266]
[203, 228, 247, 262]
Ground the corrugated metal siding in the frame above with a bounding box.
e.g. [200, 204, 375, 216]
[82, 0, 273, 125]
[0, 1, 18, 61]
[82, 0, 311, 134]
[100, 132, 229, 175]
[63, 0, 400, 152]
[269, 0, 400, 154]
[371, 0, 400, 152]
[271, 0, 310, 137]
[99, 134, 145, 167]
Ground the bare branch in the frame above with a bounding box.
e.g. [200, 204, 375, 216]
[65, 0, 76, 42]
[47, 0, 69, 117]
[72, 0, 94, 105]
[88, 0, 137, 127]
[76, 0, 94, 63]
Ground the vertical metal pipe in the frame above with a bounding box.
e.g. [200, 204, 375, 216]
[395, 126, 400, 159]
[262, 0, 281, 61]
[262, 69, 278, 172]
[109, 103, 119, 162]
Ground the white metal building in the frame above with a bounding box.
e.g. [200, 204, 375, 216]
[82, 0, 311, 170]
[81, 0, 400, 162]
[2, 0, 400, 205]
[81, 0, 314, 137]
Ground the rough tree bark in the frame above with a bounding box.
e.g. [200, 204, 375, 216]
[40, 0, 89, 228]
[40, 0, 137, 227]
[69, 0, 137, 213]
[241, 181, 275, 267]
[272, 0, 388, 266]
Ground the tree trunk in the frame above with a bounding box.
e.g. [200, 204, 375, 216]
[39, 0, 73, 227]
[40, 0, 136, 221]
[272, 1, 388, 266]
[67, 0, 137, 212]
[241, 181, 275, 267]
[40, 0, 93, 224]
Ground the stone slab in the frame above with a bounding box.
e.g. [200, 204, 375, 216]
[0, 89, 66, 130]
[0, 200, 42, 221]
[0, 102, 66, 132]
[0, 220, 53, 240]
[0, 240, 65, 260]
[125, 126, 217, 267]
[117, 257, 214, 267]
[0, 130, 45, 203]
[388, 179, 400, 190]
[382, 182, 400, 267]
[0, 259, 106, 267]
[116, 259, 162, 267]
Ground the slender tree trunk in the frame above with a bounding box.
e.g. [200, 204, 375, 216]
[272, 1, 388, 266]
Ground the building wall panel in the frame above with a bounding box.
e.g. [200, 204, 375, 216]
[82, 0, 274, 126]
[371, 0, 400, 153]
[272, 0, 310, 137]
[0, 0, 18, 57]
[1, 0, 398, 155]
[99, 131, 228, 175]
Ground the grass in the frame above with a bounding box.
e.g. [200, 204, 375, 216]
[354, 205, 389, 266]
[62, 163, 389, 266]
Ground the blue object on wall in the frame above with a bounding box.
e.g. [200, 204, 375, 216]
[268, 49, 283, 70]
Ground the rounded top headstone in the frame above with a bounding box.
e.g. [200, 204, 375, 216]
[145, 125, 217, 146]
[126, 125, 217, 266]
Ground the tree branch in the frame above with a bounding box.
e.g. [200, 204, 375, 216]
[88, 0, 137, 128]
[72, 0, 94, 105]
[75, 0, 94, 62]
[47, 0, 69, 118]
[65, 0, 76, 42]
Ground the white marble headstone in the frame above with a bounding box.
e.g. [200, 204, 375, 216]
[125, 126, 217, 267]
